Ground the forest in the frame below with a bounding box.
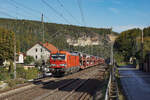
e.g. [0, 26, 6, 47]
[114, 27, 150, 64]
[0, 18, 117, 61]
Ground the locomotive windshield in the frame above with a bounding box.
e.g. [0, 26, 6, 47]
[51, 54, 66, 60]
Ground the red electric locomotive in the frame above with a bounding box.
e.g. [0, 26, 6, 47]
[49, 51, 80, 75]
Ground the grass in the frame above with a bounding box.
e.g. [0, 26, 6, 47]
[117, 77, 127, 100]
[117, 62, 130, 66]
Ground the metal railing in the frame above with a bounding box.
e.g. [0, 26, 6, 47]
[105, 65, 119, 100]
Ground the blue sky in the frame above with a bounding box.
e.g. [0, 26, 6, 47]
[0, 0, 150, 32]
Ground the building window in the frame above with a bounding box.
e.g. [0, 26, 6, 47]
[41, 48, 42, 52]
[36, 48, 38, 52]
[36, 55, 38, 59]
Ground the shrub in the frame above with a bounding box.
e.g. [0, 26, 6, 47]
[16, 65, 26, 79]
[0, 72, 11, 81]
[5, 79, 25, 88]
[25, 68, 39, 80]
[6, 80, 16, 87]
[24, 56, 34, 65]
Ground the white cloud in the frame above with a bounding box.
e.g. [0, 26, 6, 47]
[113, 25, 146, 33]
[109, 7, 119, 14]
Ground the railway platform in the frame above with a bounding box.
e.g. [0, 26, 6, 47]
[118, 65, 150, 100]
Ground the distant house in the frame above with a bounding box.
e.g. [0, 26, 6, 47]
[16, 52, 24, 64]
[26, 42, 59, 62]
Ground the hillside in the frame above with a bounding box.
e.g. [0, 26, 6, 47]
[0, 18, 118, 59]
[114, 27, 150, 63]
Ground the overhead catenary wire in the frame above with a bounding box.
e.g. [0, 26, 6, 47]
[77, 0, 86, 26]
[8, 0, 51, 21]
[57, 0, 81, 25]
[6, 0, 39, 19]
[0, 10, 16, 19]
[9, 0, 41, 14]
[41, 0, 71, 24]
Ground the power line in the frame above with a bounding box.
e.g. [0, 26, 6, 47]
[8, 0, 40, 19]
[0, 10, 16, 18]
[41, 0, 71, 24]
[0, 7, 35, 20]
[8, 0, 51, 21]
[77, 0, 86, 26]
[7, 1, 32, 17]
[9, 0, 41, 14]
[57, 0, 81, 25]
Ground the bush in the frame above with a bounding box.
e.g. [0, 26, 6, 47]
[5, 79, 25, 87]
[7, 80, 16, 87]
[25, 68, 39, 80]
[16, 65, 26, 79]
[16, 65, 39, 80]
[0, 68, 11, 81]
[0, 66, 39, 81]
[24, 56, 34, 65]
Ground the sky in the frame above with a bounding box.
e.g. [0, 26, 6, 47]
[0, 0, 150, 33]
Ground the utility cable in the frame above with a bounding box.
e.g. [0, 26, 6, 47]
[41, 0, 71, 24]
[77, 0, 86, 26]
[57, 0, 81, 25]
[8, 0, 51, 21]
[0, 10, 16, 19]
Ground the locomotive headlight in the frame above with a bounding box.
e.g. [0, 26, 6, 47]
[51, 64, 56, 66]
[60, 64, 66, 66]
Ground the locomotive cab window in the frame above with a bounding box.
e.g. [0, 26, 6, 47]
[51, 54, 66, 60]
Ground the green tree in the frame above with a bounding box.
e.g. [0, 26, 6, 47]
[24, 56, 34, 65]
[0, 27, 15, 65]
[114, 27, 150, 63]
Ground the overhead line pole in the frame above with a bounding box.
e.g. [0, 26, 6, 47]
[14, 5, 18, 79]
[14, 33, 16, 79]
[110, 27, 114, 66]
[41, 13, 45, 43]
[141, 28, 144, 69]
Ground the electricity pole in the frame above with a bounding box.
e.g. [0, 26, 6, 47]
[41, 13, 45, 43]
[110, 27, 114, 65]
[14, 35, 16, 79]
[14, 6, 18, 79]
[141, 28, 144, 69]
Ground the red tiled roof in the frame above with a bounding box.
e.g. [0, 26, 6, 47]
[40, 42, 59, 53]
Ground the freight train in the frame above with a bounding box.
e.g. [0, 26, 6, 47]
[48, 50, 105, 76]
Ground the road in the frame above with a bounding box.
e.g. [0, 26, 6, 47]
[119, 65, 150, 100]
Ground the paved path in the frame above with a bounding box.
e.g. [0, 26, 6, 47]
[119, 65, 150, 100]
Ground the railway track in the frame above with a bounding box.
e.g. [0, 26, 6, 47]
[0, 77, 58, 99]
[34, 66, 104, 100]
[0, 65, 105, 100]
